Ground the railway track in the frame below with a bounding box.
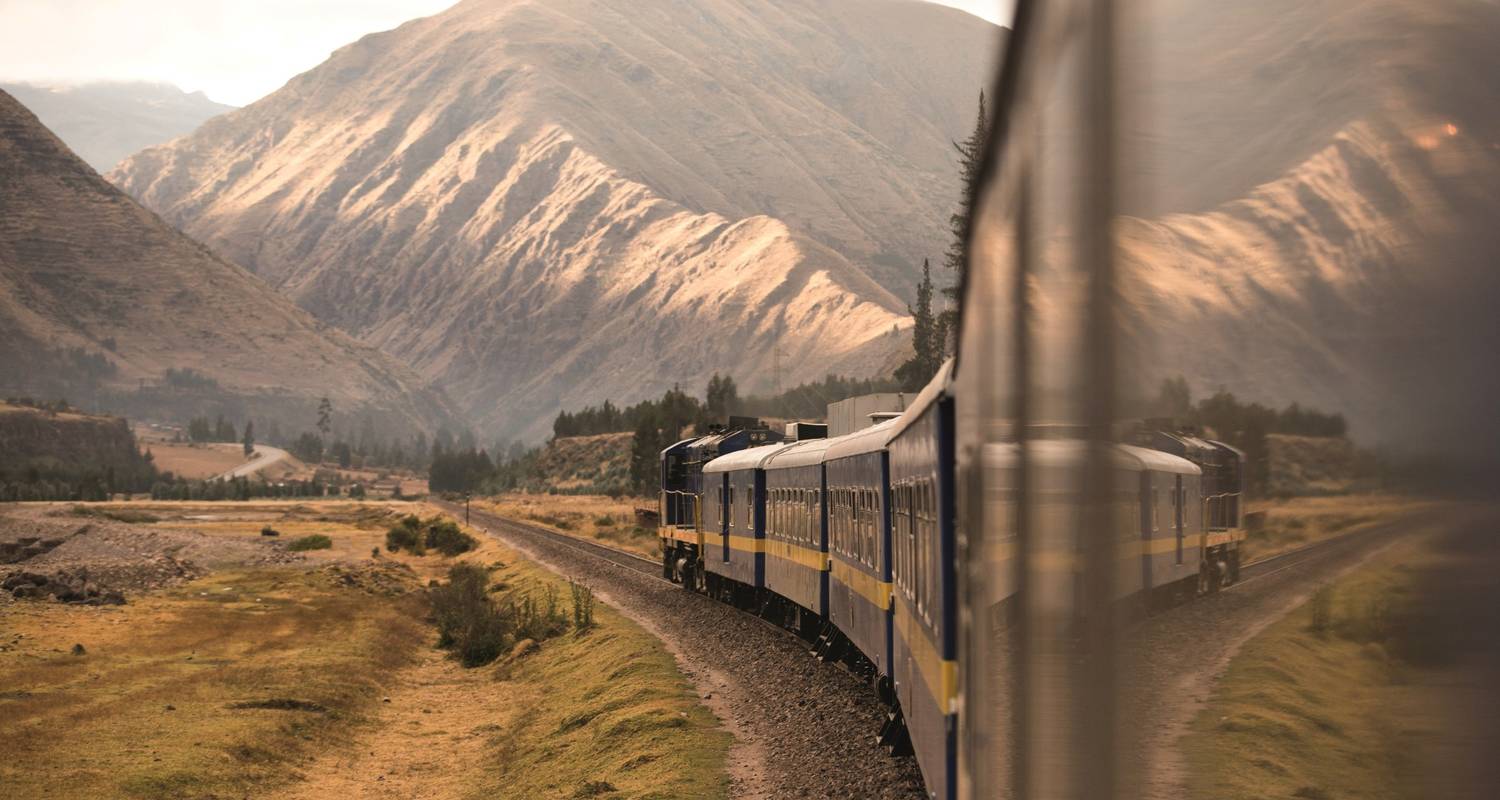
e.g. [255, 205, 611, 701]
[438, 496, 1397, 602]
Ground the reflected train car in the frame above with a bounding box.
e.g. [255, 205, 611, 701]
[700, 443, 790, 605]
[761, 437, 835, 636]
[885, 364, 958, 800]
[824, 418, 898, 690]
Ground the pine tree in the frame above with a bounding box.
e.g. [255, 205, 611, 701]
[316, 397, 333, 439]
[895, 259, 943, 392]
[939, 91, 989, 351]
[242, 421, 255, 458]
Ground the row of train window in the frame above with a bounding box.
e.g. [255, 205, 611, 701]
[828, 486, 881, 570]
[767, 485, 819, 546]
[892, 478, 940, 627]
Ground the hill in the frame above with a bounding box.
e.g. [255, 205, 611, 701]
[0, 89, 459, 437]
[0, 402, 155, 499]
[1, 81, 233, 173]
[109, 0, 1000, 440]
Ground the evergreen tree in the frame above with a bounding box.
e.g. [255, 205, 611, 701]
[316, 397, 333, 439]
[214, 414, 236, 443]
[242, 421, 255, 457]
[939, 91, 989, 351]
[187, 416, 213, 443]
[894, 259, 944, 392]
[705, 373, 740, 419]
[629, 409, 665, 494]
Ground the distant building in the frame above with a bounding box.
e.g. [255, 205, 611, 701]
[826, 393, 915, 437]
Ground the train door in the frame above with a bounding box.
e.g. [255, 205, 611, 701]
[721, 477, 732, 563]
[1174, 474, 1184, 565]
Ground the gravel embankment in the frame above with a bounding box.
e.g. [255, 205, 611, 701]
[448, 502, 926, 800]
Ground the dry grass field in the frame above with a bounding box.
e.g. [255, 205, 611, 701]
[0, 500, 727, 799]
[1241, 493, 1433, 564]
[1181, 514, 1489, 800]
[476, 494, 659, 558]
[138, 442, 249, 479]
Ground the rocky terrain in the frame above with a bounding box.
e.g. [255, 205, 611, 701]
[0, 81, 233, 173]
[110, 0, 1000, 440]
[0, 508, 299, 604]
[0, 89, 458, 434]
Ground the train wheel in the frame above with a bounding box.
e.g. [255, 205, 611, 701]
[680, 560, 696, 592]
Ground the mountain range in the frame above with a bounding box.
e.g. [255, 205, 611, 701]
[1, 81, 233, 173]
[109, 0, 1000, 440]
[0, 88, 457, 436]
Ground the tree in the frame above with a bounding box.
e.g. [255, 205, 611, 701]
[939, 91, 990, 351]
[242, 421, 255, 458]
[187, 416, 213, 443]
[629, 409, 666, 495]
[292, 432, 324, 464]
[316, 397, 333, 439]
[705, 373, 739, 419]
[214, 414, 236, 443]
[894, 259, 945, 392]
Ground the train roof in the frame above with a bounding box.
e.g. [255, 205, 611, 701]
[762, 436, 835, 470]
[981, 440, 1201, 474]
[702, 442, 791, 474]
[659, 437, 701, 458]
[823, 418, 898, 461]
[887, 358, 954, 441]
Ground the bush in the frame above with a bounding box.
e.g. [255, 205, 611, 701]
[260, 525, 279, 537]
[286, 534, 333, 551]
[386, 515, 425, 554]
[430, 564, 509, 666]
[385, 515, 476, 557]
[514, 584, 569, 642]
[426, 519, 477, 556]
[593, 514, 616, 528]
[570, 580, 595, 631]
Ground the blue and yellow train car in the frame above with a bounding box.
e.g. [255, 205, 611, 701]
[700, 443, 788, 599]
[886, 367, 957, 800]
[761, 438, 834, 628]
[823, 418, 897, 681]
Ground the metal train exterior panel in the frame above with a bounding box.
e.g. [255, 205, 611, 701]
[824, 419, 898, 679]
[702, 444, 785, 589]
[886, 381, 958, 800]
[762, 439, 834, 618]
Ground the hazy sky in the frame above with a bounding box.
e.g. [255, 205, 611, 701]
[0, 0, 1010, 107]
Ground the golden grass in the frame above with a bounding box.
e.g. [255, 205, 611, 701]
[0, 499, 729, 798]
[476, 494, 659, 558]
[143, 442, 249, 479]
[467, 525, 730, 799]
[1182, 533, 1440, 800]
[1242, 493, 1432, 564]
[0, 567, 428, 799]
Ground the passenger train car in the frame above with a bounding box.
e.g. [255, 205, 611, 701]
[656, 364, 1246, 799]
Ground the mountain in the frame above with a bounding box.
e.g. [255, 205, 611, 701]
[109, 0, 1000, 440]
[1, 81, 233, 173]
[1104, 0, 1500, 452]
[0, 89, 458, 436]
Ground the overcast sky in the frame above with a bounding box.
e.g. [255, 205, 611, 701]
[0, 0, 1010, 107]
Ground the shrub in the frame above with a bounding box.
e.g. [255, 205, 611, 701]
[1308, 586, 1333, 637]
[385, 515, 475, 557]
[570, 580, 595, 631]
[430, 564, 510, 666]
[593, 514, 616, 528]
[425, 519, 477, 556]
[385, 515, 425, 554]
[514, 584, 569, 641]
[260, 525, 280, 537]
[286, 534, 333, 551]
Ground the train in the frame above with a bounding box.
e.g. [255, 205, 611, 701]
[657, 364, 1247, 800]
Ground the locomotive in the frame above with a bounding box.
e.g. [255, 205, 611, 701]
[657, 363, 1247, 800]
